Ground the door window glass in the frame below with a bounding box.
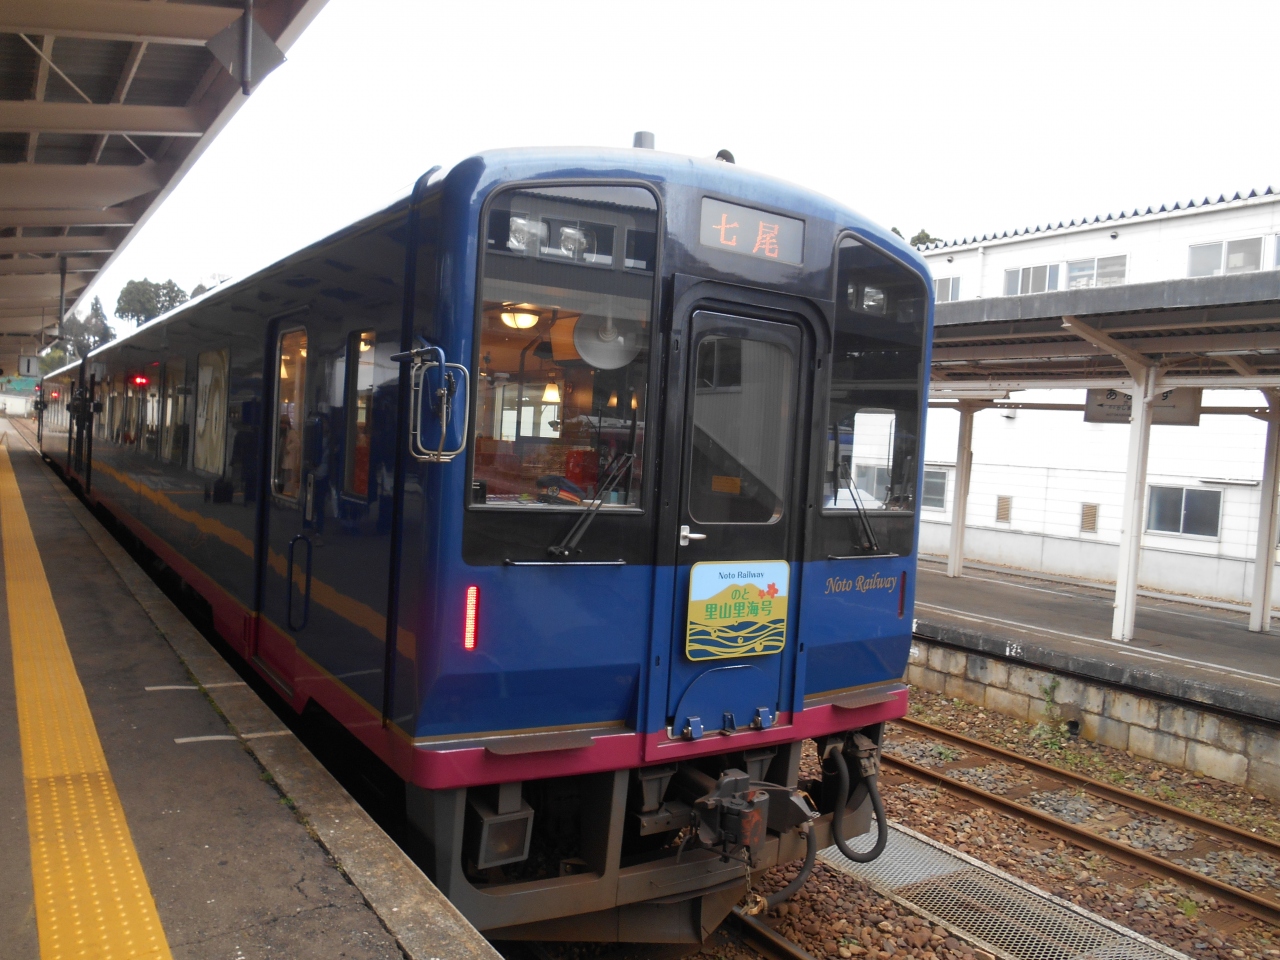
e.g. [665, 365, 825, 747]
[472, 184, 658, 508]
[273, 329, 307, 500]
[688, 334, 794, 524]
[344, 331, 377, 497]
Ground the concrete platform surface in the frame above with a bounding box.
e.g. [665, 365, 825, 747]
[1, 418, 497, 960]
[914, 557, 1280, 723]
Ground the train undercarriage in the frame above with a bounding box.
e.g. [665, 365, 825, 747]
[407, 727, 883, 942]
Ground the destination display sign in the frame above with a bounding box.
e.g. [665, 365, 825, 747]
[699, 198, 804, 265]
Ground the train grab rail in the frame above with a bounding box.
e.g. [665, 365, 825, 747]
[392, 343, 471, 463]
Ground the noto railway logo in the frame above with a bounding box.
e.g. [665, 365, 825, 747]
[855, 573, 897, 593]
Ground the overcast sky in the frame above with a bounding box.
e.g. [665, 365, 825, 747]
[82, 0, 1280, 328]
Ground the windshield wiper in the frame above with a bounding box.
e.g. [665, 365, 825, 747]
[547, 453, 636, 559]
[841, 467, 881, 554]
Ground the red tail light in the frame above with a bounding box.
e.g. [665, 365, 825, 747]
[464, 586, 479, 650]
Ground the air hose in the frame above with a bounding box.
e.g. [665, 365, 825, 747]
[764, 823, 816, 909]
[831, 736, 889, 863]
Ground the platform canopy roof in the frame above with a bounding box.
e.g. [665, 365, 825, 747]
[0, 0, 327, 375]
[930, 272, 1280, 399]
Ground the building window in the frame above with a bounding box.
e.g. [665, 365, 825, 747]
[1147, 485, 1221, 538]
[1067, 256, 1127, 289]
[922, 469, 947, 509]
[1080, 502, 1099, 533]
[1003, 264, 1059, 296]
[934, 277, 960, 303]
[995, 494, 1012, 524]
[1188, 238, 1263, 278]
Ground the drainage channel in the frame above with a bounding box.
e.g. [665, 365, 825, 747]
[822, 825, 1189, 960]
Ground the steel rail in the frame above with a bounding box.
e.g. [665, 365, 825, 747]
[881, 754, 1280, 927]
[728, 908, 819, 960]
[893, 717, 1280, 859]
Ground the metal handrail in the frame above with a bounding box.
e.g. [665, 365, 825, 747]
[392, 344, 470, 463]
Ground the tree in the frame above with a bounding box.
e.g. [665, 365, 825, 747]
[190, 283, 208, 299]
[63, 296, 116, 359]
[115, 277, 188, 327]
[910, 228, 937, 247]
[38, 346, 71, 376]
[891, 227, 904, 238]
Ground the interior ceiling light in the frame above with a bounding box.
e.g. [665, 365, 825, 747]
[542, 382, 561, 403]
[501, 310, 539, 329]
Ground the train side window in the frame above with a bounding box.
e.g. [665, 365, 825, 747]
[161, 359, 188, 465]
[272, 329, 308, 500]
[194, 349, 228, 475]
[820, 236, 927, 557]
[343, 331, 377, 498]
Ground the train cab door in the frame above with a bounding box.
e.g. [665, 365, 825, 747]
[662, 309, 809, 743]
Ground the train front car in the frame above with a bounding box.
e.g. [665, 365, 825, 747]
[405, 150, 933, 942]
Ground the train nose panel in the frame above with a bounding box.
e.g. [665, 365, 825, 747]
[671, 663, 776, 739]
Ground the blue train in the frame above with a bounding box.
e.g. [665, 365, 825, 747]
[40, 145, 933, 942]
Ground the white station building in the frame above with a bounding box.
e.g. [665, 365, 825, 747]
[914, 188, 1280, 632]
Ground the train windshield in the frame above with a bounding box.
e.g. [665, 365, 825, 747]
[822, 236, 927, 556]
[472, 184, 658, 509]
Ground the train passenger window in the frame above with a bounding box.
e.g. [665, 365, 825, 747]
[272, 329, 307, 500]
[689, 334, 794, 524]
[160, 360, 188, 465]
[472, 184, 658, 509]
[821, 237, 927, 556]
[194, 349, 228, 475]
[344, 331, 377, 497]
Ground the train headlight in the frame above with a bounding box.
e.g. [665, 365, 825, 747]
[507, 216, 546, 254]
[466, 782, 534, 870]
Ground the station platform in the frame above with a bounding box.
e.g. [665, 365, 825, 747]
[0, 418, 496, 960]
[914, 556, 1280, 724]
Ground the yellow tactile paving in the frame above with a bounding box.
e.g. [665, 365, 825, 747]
[1, 443, 173, 960]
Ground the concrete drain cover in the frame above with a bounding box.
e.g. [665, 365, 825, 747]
[821, 824, 1188, 960]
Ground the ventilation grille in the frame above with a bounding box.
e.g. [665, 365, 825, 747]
[995, 495, 1013, 524]
[1081, 503, 1099, 533]
[822, 825, 1186, 960]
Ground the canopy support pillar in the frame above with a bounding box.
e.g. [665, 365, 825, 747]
[947, 402, 980, 578]
[1112, 367, 1156, 642]
[1249, 394, 1280, 632]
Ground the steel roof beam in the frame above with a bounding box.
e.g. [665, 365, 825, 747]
[0, 236, 116, 255]
[1062, 315, 1154, 383]
[0, 256, 106, 276]
[0, 102, 209, 137]
[0, 162, 170, 208]
[0, 0, 241, 46]
[0, 274, 86, 298]
[0, 208, 135, 228]
[935, 330, 1280, 362]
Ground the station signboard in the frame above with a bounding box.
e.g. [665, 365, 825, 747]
[1083, 387, 1201, 426]
[18, 356, 39, 377]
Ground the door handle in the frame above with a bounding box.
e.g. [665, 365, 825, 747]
[286, 534, 313, 631]
[679, 524, 706, 546]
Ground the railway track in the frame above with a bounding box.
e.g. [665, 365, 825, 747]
[728, 907, 818, 960]
[884, 718, 1280, 927]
